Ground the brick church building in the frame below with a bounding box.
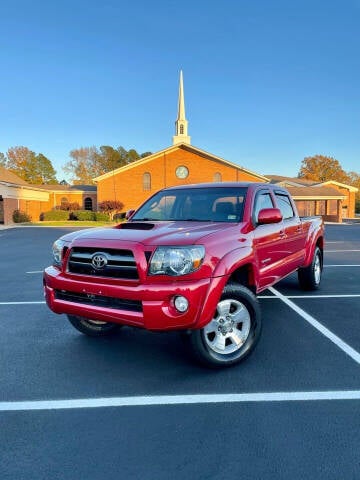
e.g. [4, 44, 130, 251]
[94, 72, 268, 211]
[1, 71, 357, 224]
[94, 71, 356, 221]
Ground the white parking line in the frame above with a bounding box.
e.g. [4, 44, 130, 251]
[259, 294, 360, 299]
[0, 301, 46, 305]
[324, 265, 360, 267]
[1, 292, 360, 306]
[326, 250, 360, 253]
[1, 390, 360, 412]
[26, 271, 43, 274]
[269, 287, 360, 365]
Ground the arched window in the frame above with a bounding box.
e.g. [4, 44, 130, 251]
[213, 172, 222, 182]
[180, 124, 184, 134]
[84, 197, 93, 211]
[143, 172, 151, 191]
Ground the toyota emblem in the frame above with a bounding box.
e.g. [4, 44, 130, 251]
[91, 252, 108, 270]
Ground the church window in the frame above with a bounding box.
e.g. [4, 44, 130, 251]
[84, 197, 93, 211]
[143, 172, 151, 191]
[180, 124, 184, 135]
[214, 172, 222, 182]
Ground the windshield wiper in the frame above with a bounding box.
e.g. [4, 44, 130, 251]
[184, 218, 212, 222]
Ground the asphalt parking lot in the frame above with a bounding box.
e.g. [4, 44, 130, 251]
[1, 224, 360, 480]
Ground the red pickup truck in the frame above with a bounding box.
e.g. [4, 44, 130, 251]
[44, 182, 324, 367]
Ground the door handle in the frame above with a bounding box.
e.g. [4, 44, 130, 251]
[279, 230, 286, 239]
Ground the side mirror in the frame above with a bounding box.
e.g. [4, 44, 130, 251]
[257, 208, 282, 225]
[125, 209, 136, 220]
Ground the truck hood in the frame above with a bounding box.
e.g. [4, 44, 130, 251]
[59, 221, 238, 246]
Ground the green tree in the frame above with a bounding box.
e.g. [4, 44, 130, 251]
[298, 155, 348, 183]
[34, 153, 58, 184]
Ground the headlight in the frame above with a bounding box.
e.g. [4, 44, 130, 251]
[52, 239, 67, 267]
[149, 246, 205, 276]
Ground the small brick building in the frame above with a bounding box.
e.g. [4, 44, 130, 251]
[0, 166, 96, 225]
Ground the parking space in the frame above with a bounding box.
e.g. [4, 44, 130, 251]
[1, 224, 360, 480]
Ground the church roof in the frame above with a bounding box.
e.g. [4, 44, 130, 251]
[266, 175, 358, 192]
[33, 184, 97, 192]
[286, 186, 345, 199]
[0, 166, 29, 186]
[265, 175, 319, 186]
[93, 143, 269, 183]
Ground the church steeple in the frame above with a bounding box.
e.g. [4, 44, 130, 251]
[173, 70, 191, 145]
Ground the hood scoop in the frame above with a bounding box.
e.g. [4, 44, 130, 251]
[118, 222, 155, 230]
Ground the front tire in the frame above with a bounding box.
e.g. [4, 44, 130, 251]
[189, 284, 262, 368]
[298, 246, 323, 291]
[67, 315, 120, 337]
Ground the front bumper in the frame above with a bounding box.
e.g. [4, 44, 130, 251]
[43, 266, 218, 330]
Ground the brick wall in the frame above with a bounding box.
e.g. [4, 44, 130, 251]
[3, 198, 18, 224]
[324, 183, 355, 218]
[19, 199, 49, 222]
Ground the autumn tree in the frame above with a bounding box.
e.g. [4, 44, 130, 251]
[64, 146, 152, 184]
[63, 147, 99, 184]
[298, 155, 349, 183]
[5, 146, 58, 184]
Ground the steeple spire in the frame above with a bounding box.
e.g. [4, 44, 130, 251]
[173, 70, 191, 145]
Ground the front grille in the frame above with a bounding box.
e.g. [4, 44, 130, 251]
[67, 247, 139, 279]
[55, 290, 142, 312]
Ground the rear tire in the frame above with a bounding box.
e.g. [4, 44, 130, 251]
[189, 284, 262, 368]
[298, 246, 323, 291]
[67, 315, 120, 337]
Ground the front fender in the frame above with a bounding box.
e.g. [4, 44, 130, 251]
[195, 246, 254, 329]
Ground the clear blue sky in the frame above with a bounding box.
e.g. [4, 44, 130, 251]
[1, 0, 359, 181]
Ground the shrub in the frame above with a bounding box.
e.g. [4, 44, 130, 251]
[40, 210, 69, 221]
[69, 210, 96, 221]
[59, 202, 81, 211]
[98, 200, 124, 220]
[94, 212, 110, 222]
[356, 199, 360, 214]
[13, 209, 32, 223]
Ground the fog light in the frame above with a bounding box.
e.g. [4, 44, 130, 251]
[174, 295, 189, 313]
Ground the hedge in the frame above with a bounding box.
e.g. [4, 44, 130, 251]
[69, 210, 96, 221]
[95, 212, 110, 221]
[40, 210, 70, 221]
[39, 210, 112, 222]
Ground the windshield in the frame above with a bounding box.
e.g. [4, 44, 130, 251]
[132, 187, 247, 223]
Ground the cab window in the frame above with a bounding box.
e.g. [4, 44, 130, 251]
[253, 192, 274, 223]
